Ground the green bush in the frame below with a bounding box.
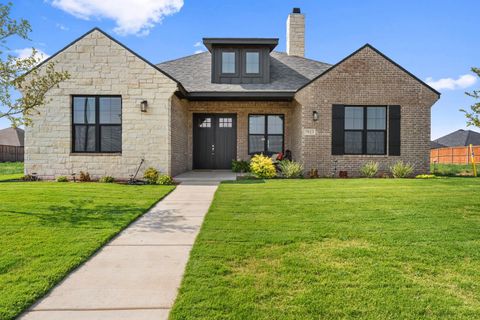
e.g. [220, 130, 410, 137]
[79, 171, 91, 182]
[360, 161, 379, 178]
[250, 154, 276, 179]
[232, 160, 250, 173]
[99, 176, 115, 183]
[278, 160, 303, 178]
[157, 174, 175, 185]
[143, 167, 159, 184]
[21, 174, 37, 181]
[56, 176, 68, 182]
[390, 161, 414, 178]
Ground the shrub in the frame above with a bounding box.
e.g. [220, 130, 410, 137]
[232, 160, 250, 173]
[21, 174, 37, 181]
[79, 171, 91, 182]
[99, 176, 115, 183]
[143, 167, 159, 184]
[56, 176, 68, 182]
[360, 161, 379, 178]
[278, 160, 303, 178]
[157, 174, 175, 185]
[415, 174, 436, 179]
[390, 161, 414, 178]
[250, 154, 276, 179]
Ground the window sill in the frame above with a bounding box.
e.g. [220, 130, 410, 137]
[335, 154, 389, 158]
[70, 153, 122, 156]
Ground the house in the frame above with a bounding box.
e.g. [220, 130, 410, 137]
[24, 8, 440, 179]
[0, 127, 24, 147]
[431, 129, 480, 148]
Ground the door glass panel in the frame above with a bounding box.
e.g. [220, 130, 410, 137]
[199, 117, 211, 128]
[219, 117, 232, 128]
[249, 115, 264, 134]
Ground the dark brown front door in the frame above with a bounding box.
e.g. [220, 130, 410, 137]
[193, 114, 237, 169]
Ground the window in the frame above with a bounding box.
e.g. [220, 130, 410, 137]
[245, 52, 259, 74]
[219, 117, 232, 128]
[344, 106, 386, 155]
[221, 52, 235, 74]
[198, 117, 211, 128]
[248, 115, 284, 155]
[72, 96, 122, 153]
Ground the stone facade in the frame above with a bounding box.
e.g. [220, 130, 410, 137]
[24, 29, 178, 180]
[294, 45, 439, 176]
[286, 12, 305, 57]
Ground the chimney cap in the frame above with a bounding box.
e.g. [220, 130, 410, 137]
[292, 8, 301, 14]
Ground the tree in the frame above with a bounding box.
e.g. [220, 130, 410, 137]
[460, 67, 480, 128]
[0, 2, 69, 127]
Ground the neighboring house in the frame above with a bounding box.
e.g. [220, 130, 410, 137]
[24, 8, 440, 179]
[0, 127, 24, 147]
[432, 129, 480, 148]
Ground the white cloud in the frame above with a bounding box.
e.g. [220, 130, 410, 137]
[56, 23, 69, 31]
[14, 48, 50, 62]
[194, 41, 202, 47]
[426, 74, 477, 91]
[194, 49, 204, 54]
[49, 0, 184, 36]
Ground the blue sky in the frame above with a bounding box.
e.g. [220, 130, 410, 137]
[2, 0, 479, 139]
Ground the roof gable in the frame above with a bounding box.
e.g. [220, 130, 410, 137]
[26, 28, 185, 93]
[297, 44, 440, 96]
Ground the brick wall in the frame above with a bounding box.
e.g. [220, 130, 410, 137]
[178, 100, 297, 170]
[24, 30, 177, 180]
[295, 46, 439, 176]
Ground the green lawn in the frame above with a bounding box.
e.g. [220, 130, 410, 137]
[0, 162, 23, 181]
[0, 182, 174, 320]
[431, 163, 476, 177]
[171, 178, 480, 320]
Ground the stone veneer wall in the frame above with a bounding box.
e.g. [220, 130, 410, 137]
[295, 46, 439, 177]
[181, 101, 297, 170]
[24, 30, 178, 180]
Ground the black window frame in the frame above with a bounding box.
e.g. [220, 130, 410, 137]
[71, 95, 122, 154]
[344, 106, 387, 155]
[243, 50, 261, 76]
[220, 50, 238, 76]
[248, 114, 284, 156]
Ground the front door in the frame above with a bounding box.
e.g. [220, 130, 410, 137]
[193, 114, 237, 169]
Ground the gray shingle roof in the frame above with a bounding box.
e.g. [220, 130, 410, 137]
[433, 129, 480, 147]
[156, 51, 331, 93]
[0, 127, 24, 146]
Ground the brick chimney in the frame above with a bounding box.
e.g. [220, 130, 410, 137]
[286, 8, 305, 56]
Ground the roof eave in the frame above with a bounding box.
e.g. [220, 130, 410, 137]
[182, 91, 294, 101]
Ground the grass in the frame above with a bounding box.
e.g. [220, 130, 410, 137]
[430, 163, 476, 177]
[0, 162, 23, 181]
[0, 182, 174, 320]
[171, 178, 480, 320]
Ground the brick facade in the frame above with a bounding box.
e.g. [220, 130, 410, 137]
[294, 46, 439, 176]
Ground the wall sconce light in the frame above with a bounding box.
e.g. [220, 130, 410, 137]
[312, 111, 319, 121]
[140, 100, 148, 112]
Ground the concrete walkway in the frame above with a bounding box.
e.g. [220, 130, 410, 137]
[20, 176, 223, 320]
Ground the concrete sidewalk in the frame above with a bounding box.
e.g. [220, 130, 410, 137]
[20, 182, 218, 320]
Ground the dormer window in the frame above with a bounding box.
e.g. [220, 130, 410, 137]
[245, 52, 259, 74]
[221, 52, 236, 74]
[203, 38, 278, 84]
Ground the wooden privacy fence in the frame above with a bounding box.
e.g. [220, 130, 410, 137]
[0, 145, 24, 162]
[430, 145, 480, 164]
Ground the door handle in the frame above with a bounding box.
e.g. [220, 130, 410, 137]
[211, 144, 215, 155]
